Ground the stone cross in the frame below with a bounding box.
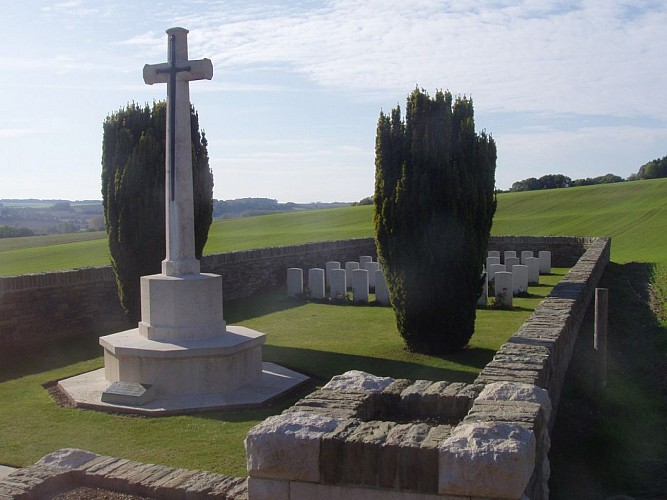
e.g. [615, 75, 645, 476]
[143, 27, 213, 277]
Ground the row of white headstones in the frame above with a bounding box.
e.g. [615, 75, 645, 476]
[287, 256, 390, 305]
[483, 250, 552, 308]
[286, 249, 552, 308]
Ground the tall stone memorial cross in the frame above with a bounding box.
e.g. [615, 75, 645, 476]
[143, 27, 213, 277]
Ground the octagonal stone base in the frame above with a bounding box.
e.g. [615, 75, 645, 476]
[101, 325, 264, 397]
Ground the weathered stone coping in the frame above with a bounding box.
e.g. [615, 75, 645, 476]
[245, 371, 549, 499]
[0, 448, 247, 499]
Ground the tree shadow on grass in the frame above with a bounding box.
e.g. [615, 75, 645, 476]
[549, 261, 667, 499]
[224, 292, 306, 323]
[0, 334, 105, 383]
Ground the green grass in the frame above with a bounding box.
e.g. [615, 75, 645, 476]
[1, 178, 666, 493]
[0, 273, 563, 476]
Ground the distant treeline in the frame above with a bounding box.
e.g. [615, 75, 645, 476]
[508, 154, 667, 192]
[212, 198, 349, 219]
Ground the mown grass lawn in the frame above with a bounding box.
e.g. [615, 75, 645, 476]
[0, 272, 564, 477]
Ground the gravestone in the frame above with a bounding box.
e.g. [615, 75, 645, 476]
[511, 264, 528, 294]
[325, 261, 340, 287]
[494, 271, 513, 308]
[345, 261, 359, 286]
[287, 268, 303, 297]
[351, 269, 369, 303]
[521, 250, 534, 265]
[329, 269, 347, 300]
[364, 261, 380, 289]
[359, 256, 373, 268]
[488, 250, 500, 259]
[486, 256, 501, 271]
[488, 263, 506, 281]
[538, 251, 551, 274]
[505, 256, 520, 270]
[503, 250, 517, 263]
[525, 257, 540, 285]
[374, 270, 390, 305]
[308, 268, 325, 299]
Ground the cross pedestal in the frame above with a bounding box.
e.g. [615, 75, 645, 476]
[58, 27, 307, 414]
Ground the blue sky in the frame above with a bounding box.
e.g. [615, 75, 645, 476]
[1, 0, 666, 202]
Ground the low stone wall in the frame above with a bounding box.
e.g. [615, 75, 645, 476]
[0, 235, 598, 354]
[0, 448, 247, 499]
[244, 237, 611, 500]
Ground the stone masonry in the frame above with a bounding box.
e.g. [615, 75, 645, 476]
[244, 237, 611, 500]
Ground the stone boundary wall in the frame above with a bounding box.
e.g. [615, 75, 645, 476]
[0, 235, 596, 354]
[244, 237, 611, 500]
[0, 448, 248, 499]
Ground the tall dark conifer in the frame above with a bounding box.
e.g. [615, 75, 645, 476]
[101, 101, 214, 321]
[374, 88, 496, 353]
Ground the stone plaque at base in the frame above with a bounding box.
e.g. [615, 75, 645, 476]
[101, 381, 155, 406]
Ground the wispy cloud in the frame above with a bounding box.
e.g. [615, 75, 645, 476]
[148, 0, 667, 119]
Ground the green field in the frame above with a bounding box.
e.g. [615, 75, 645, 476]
[2, 178, 666, 275]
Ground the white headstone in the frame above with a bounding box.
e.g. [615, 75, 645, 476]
[359, 256, 373, 268]
[329, 268, 347, 300]
[308, 268, 325, 299]
[511, 264, 528, 294]
[344, 261, 359, 286]
[287, 268, 303, 297]
[520, 250, 534, 265]
[494, 271, 513, 308]
[374, 270, 390, 305]
[503, 250, 517, 263]
[505, 256, 520, 270]
[325, 261, 340, 286]
[351, 269, 369, 303]
[538, 251, 551, 274]
[488, 263, 506, 281]
[486, 256, 501, 271]
[364, 261, 380, 289]
[525, 257, 540, 285]
[488, 250, 500, 259]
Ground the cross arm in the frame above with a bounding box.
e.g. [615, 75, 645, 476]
[143, 58, 214, 85]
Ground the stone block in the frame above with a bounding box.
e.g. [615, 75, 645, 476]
[438, 421, 536, 498]
[320, 419, 361, 484]
[101, 381, 155, 406]
[36, 448, 100, 470]
[137, 273, 225, 341]
[245, 411, 343, 482]
[247, 477, 289, 500]
[321, 370, 395, 394]
[476, 381, 552, 422]
[341, 420, 396, 486]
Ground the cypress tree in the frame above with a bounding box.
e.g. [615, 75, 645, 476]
[374, 88, 496, 353]
[101, 101, 214, 322]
